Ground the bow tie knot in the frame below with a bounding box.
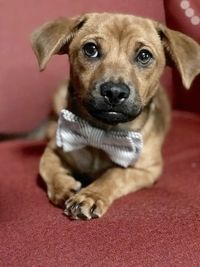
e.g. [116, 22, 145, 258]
[56, 109, 143, 168]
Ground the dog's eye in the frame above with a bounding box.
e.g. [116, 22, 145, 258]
[135, 49, 153, 66]
[83, 42, 100, 58]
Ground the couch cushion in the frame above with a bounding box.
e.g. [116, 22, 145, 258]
[0, 0, 169, 133]
[164, 0, 200, 114]
[0, 111, 200, 266]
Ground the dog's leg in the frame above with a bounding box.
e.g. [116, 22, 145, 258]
[40, 145, 81, 206]
[65, 162, 162, 220]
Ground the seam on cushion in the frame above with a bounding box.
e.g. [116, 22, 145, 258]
[162, 0, 167, 24]
[0, 139, 46, 149]
[173, 110, 200, 122]
[163, 0, 168, 25]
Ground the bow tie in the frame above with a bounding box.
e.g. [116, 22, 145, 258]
[56, 109, 143, 168]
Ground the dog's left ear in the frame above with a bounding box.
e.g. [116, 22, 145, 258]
[31, 16, 87, 71]
[157, 24, 200, 89]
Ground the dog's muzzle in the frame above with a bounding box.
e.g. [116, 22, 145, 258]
[85, 82, 142, 125]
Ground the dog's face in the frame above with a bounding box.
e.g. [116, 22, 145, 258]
[68, 14, 165, 124]
[32, 13, 200, 125]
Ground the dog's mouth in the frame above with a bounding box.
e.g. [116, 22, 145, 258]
[85, 101, 142, 125]
[89, 110, 131, 124]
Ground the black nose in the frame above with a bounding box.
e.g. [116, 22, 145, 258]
[100, 82, 130, 105]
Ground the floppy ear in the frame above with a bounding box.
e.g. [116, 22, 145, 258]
[157, 24, 200, 89]
[31, 16, 87, 71]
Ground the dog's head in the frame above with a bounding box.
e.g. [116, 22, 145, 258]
[32, 13, 200, 125]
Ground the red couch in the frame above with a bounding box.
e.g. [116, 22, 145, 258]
[1, 1, 200, 266]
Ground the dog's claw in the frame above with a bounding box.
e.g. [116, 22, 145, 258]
[90, 204, 100, 218]
[77, 213, 88, 220]
[91, 213, 99, 219]
[63, 208, 70, 216]
[90, 204, 96, 213]
[64, 204, 89, 220]
[69, 202, 79, 213]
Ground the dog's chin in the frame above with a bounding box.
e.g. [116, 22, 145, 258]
[87, 109, 141, 125]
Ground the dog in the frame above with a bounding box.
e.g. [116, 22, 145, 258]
[31, 13, 200, 220]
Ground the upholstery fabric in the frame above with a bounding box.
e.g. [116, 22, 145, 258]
[164, 0, 200, 113]
[0, 0, 167, 133]
[0, 112, 200, 266]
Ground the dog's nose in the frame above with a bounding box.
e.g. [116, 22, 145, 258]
[100, 82, 130, 105]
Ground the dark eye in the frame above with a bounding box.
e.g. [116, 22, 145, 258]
[135, 49, 153, 66]
[83, 42, 100, 58]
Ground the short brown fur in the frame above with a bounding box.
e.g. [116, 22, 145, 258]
[32, 13, 200, 220]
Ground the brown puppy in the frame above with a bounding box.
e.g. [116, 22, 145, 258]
[32, 13, 200, 220]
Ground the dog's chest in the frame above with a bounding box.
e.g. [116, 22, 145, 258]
[62, 147, 112, 175]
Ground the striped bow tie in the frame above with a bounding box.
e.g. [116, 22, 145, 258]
[56, 109, 143, 168]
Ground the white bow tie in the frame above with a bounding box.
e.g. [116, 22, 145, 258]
[56, 109, 143, 168]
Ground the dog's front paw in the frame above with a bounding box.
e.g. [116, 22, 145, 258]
[64, 189, 110, 220]
[47, 174, 81, 207]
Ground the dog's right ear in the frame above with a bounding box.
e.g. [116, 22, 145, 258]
[31, 16, 87, 71]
